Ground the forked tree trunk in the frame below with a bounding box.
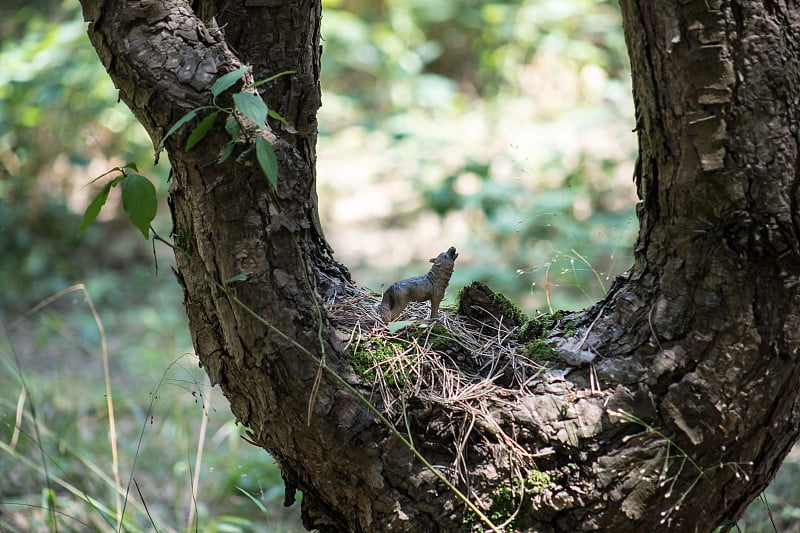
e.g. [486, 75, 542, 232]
[79, 0, 800, 531]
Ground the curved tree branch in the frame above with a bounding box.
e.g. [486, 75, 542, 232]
[78, 0, 800, 531]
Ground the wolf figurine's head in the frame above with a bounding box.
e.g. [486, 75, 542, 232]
[430, 246, 458, 265]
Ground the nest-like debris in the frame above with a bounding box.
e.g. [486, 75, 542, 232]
[325, 283, 558, 483]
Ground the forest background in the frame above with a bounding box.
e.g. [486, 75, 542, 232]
[0, 0, 796, 531]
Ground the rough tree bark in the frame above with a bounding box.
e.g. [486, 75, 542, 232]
[79, 0, 800, 531]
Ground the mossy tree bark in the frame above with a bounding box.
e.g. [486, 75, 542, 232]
[79, 0, 800, 531]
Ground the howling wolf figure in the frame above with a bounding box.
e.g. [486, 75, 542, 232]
[378, 247, 458, 322]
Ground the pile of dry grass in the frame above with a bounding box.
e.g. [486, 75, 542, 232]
[325, 284, 554, 481]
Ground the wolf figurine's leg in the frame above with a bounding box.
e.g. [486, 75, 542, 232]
[429, 297, 441, 320]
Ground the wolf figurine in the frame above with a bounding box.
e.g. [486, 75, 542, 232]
[378, 247, 458, 322]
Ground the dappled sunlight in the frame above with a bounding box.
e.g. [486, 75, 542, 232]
[1, 0, 796, 530]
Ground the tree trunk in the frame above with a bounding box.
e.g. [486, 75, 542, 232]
[79, 0, 800, 531]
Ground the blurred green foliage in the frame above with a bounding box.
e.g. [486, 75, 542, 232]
[0, 0, 168, 310]
[321, 0, 628, 106]
[0, 0, 794, 530]
[320, 0, 636, 312]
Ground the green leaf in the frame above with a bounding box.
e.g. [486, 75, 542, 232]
[120, 173, 158, 239]
[159, 108, 199, 150]
[233, 92, 267, 126]
[212, 66, 250, 97]
[255, 136, 278, 190]
[388, 320, 415, 333]
[250, 69, 296, 88]
[224, 273, 249, 284]
[87, 166, 124, 186]
[186, 110, 219, 150]
[77, 181, 113, 236]
[236, 487, 268, 514]
[225, 116, 243, 137]
[267, 109, 292, 128]
[217, 139, 237, 164]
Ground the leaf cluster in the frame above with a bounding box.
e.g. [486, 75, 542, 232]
[77, 164, 156, 239]
[158, 66, 294, 191]
[78, 67, 294, 240]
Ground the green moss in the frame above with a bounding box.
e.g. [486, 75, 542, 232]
[517, 318, 544, 342]
[455, 285, 465, 304]
[522, 338, 558, 364]
[475, 470, 554, 531]
[456, 281, 528, 327]
[518, 309, 570, 342]
[562, 319, 577, 338]
[525, 470, 551, 495]
[348, 337, 406, 385]
[174, 224, 192, 253]
[426, 324, 466, 353]
[487, 483, 519, 528]
[489, 289, 527, 326]
[430, 324, 450, 336]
